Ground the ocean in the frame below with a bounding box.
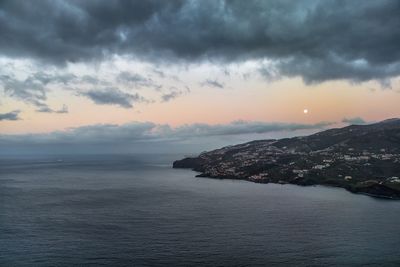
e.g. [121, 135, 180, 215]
[1, 154, 400, 266]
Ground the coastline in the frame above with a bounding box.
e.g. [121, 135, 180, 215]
[174, 166, 400, 200]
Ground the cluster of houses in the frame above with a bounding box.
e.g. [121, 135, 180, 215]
[198, 142, 400, 184]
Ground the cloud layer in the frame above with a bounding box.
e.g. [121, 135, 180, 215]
[0, 0, 399, 83]
[0, 120, 334, 146]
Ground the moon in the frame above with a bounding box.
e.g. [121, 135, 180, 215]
[303, 109, 309, 114]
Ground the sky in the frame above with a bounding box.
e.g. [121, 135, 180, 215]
[0, 0, 400, 155]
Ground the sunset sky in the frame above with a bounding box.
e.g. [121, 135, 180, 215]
[0, 0, 399, 154]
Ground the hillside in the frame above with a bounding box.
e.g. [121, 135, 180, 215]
[173, 119, 400, 199]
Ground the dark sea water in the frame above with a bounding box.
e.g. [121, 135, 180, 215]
[1, 154, 400, 267]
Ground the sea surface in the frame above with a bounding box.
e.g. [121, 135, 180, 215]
[1, 154, 400, 267]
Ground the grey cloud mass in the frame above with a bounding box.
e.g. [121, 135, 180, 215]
[36, 104, 69, 114]
[161, 86, 187, 102]
[82, 88, 148, 108]
[117, 71, 161, 89]
[0, 74, 47, 107]
[0, 0, 399, 83]
[342, 117, 367, 125]
[0, 110, 21, 121]
[0, 71, 77, 110]
[161, 91, 182, 102]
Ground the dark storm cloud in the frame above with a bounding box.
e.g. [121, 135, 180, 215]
[200, 79, 224, 89]
[0, 0, 184, 63]
[342, 117, 367, 125]
[0, 110, 21, 121]
[0, 0, 399, 83]
[81, 88, 148, 108]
